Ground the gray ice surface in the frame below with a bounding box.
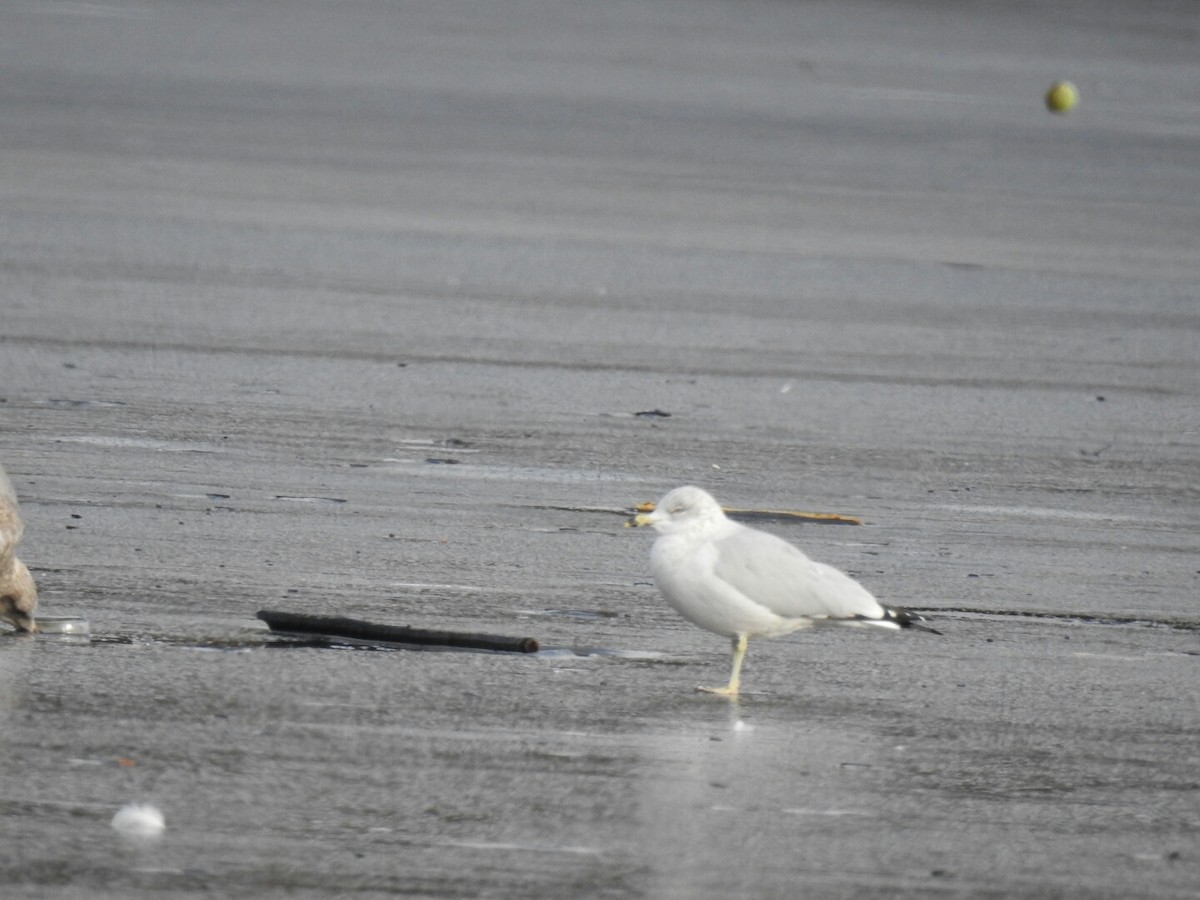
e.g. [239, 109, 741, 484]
[1, 1, 1198, 897]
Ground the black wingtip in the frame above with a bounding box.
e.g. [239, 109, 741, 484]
[886, 607, 943, 635]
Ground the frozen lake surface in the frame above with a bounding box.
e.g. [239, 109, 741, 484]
[1, 1, 1198, 897]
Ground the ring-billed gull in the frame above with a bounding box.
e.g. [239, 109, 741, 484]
[1, 462, 38, 633]
[629, 485, 937, 697]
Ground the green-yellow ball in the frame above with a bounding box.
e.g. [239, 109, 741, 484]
[1045, 80, 1079, 113]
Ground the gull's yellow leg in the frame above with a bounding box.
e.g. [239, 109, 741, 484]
[699, 633, 748, 698]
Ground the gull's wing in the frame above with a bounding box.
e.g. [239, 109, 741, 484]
[710, 523, 884, 621]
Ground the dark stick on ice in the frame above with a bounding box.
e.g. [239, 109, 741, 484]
[256, 610, 540, 653]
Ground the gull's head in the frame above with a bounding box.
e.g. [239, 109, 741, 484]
[628, 485, 726, 535]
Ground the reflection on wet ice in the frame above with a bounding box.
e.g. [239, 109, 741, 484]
[634, 710, 882, 896]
